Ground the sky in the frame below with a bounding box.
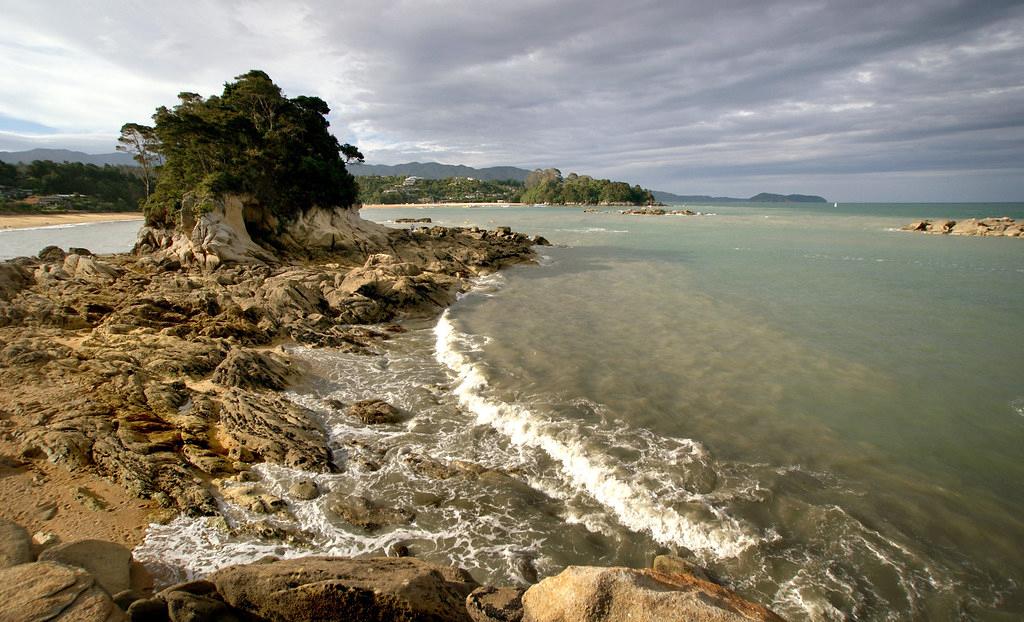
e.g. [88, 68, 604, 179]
[1, 0, 1023, 201]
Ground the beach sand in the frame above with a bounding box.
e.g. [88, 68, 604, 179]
[0, 212, 144, 230]
[0, 435, 161, 551]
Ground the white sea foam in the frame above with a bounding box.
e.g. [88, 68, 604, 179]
[433, 310, 758, 559]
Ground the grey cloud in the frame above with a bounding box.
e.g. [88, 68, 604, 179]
[1, 0, 1022, 200]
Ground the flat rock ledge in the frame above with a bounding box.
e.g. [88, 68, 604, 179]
[901, 217, 1022, 237]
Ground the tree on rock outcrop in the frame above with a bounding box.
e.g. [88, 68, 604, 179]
[141, 70, 360, 233]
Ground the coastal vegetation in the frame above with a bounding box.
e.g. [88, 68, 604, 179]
[0, 160, 145, 213]
[357, 175, 523, 204]
[520, 168, 656, 205]
[136, 70, 363, 229]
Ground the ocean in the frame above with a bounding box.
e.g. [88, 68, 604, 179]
[5, 203, 1023, 620]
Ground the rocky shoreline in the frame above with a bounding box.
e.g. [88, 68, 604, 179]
[900, 216, 1022, 237]
[0, 201, 784, 620]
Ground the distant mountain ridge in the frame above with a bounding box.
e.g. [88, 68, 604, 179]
[0, 150, 826, 203]
[347, 161, 532, 182]
[0, 148, 135, 167]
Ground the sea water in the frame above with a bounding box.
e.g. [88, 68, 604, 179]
[7, 204, 1022, 619]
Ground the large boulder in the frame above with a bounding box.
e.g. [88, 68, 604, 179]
[521, 566, 785, 622]
[0, 517, 33, 568]
[0, 262, 32, 301]
[39, 539, 133, 595]
[0, 561, 125, 621]
[210, 556, 480, 622]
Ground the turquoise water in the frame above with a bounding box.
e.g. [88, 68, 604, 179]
[361, 203, 1024, 620]
[6, 204, 1023, 619]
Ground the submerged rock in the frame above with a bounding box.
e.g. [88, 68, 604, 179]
[210, 556, 480, 622]
[901, 217, 1022, 237]
[325, 492, 415, 532]
[346, 398, 402, 424]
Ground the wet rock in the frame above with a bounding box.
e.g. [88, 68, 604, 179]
[165, 590, 242, 622]
[346, 398, 402, 424]
[0, 561, 125, 621]
[396, 217, 432, 223]
[466, 586, 525, 622]
[387, 542, 412, 557]
[212, 347, 295, 391]
[69, 247, 94, 256]
[210, 556, 480, 622]
[652, 553, 719, 584]
[38, 245, 67, 262]
[127, 597, 169, 621]
[218, 388, 333, 472]
[404, 453, 456, 479]
[530, 235, 551, 246]
[288, 478, 320, 500]
[521, 566, 786, 622]
[0, 517, 33, 568]
[325, 493, 415, 532]
[156, 579, 219, 599]
[39, 539, 133, 595]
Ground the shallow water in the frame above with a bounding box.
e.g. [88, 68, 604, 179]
[8, 204, 1022, 619]
[0, 219, 142, 259]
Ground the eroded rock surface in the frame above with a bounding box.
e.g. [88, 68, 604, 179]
[0, 561, 125, 622]
[521, 566, 785, 622]
[0, 214, 537, 517]
[210, 556, 481, 622]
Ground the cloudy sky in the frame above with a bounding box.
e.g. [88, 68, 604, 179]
[1, 0, 1023, 201]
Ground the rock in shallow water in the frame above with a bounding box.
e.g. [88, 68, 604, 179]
[325, 492, 415, 532]
[346, 398, 402, 424]
[521, 565, 786, 622]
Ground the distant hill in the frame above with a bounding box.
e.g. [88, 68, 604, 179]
[0, 149, 135, 167]
[653, 189, 827, 204]
[348, 162, 531, 182]
[748, 192, 827, 203]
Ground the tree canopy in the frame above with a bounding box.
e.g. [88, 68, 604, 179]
[520, 168, 655, 205]
[142, 70, 361, 228]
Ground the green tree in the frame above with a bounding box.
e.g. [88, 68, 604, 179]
[117, 122, 161, 200]
[141, 71, 360, 231]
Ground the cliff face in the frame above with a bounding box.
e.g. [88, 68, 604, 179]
[134, 194, 396, 270]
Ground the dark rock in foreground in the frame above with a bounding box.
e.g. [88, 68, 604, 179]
[210, 556, 481, 622]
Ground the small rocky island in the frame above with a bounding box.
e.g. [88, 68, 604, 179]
[0, 72, 784, 621]
[901, 217, 1022, 237]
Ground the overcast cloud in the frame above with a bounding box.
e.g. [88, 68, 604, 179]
[1, 0, 1022, 200]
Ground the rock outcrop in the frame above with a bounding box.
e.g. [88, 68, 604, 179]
[209, 556, 481, 622]
[520, 565, 785, 622]
[902, 217, 1022, 237]
[0, 210, 538, 516]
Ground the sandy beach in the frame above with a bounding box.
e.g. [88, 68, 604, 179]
[0, 212, 144, 230]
